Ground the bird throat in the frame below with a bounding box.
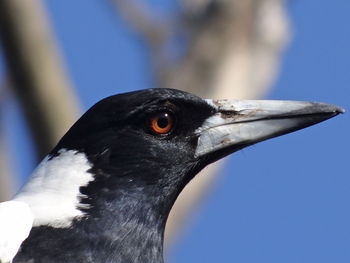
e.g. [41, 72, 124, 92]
[84, 186, 169, 263]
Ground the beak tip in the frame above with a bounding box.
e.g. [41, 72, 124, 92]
[337, 107, 345, 114]
[313, 102, 345, 115]
[329, 105, 345, 116]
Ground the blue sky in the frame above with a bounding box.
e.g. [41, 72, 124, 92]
[1, 1, 349, 262]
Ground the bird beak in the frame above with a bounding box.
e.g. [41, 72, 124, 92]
[195, 99, 344, 160]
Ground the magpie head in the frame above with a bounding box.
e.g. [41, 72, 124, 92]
[51, 88, 343, 214]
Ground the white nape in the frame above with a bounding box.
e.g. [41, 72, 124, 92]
[0, 201, 33, 263]
[14, 149, 94, 228]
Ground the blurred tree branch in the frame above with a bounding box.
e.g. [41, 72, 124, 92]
[0, 0, 80, 161]
[0, 0, 80, 201]
[0, 83, 14, 201]
[0, 136, 14, 201]
[111, 0, 290, 245]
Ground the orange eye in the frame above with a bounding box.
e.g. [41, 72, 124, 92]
[150, 112, 174, 134]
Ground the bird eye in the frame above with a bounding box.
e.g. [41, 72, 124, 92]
[150, 112, 175, 135]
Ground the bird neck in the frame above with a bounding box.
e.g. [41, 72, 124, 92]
[79, 182, 179, 263]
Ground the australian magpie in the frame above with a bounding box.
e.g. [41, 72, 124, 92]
[0, 88, 344, 263]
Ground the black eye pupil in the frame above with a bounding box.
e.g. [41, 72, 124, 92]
[157, 115, 169, 128]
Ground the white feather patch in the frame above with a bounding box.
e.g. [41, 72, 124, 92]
[0, 201, 33, 263]
[14, 149, 94, 228]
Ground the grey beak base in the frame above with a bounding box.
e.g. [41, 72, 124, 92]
[195, 99, 344, 158]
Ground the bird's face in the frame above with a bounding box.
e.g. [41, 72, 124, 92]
[53, 88, 343, 195]
[54, 89, 214, 189]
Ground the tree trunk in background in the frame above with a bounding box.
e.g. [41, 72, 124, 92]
[0, 0, 80, 201]
[0, 137, 14, 201]
[0, 0, 80, 159]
